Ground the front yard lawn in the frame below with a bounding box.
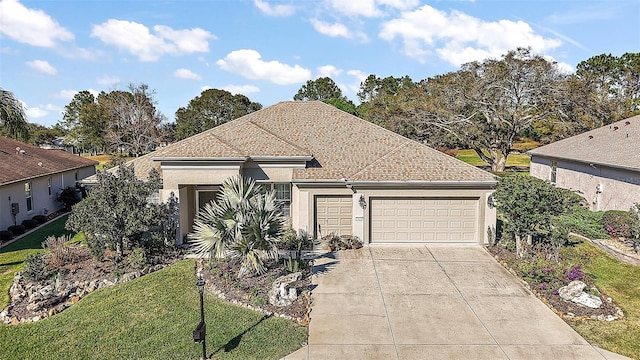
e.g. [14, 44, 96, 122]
[0, 259, 307, 359]
[563, 241, 640, 359]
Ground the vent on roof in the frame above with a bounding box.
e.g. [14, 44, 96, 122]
[588, 135, 594, 139]
[613, 126, 619, 131]
[625, 121, 631, 125]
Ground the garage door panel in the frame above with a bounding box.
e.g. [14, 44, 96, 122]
[316, 196, 352, 237]
[370, 197, 478, 244]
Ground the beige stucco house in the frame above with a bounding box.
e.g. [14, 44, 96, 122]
[114, 101, 497, 246]
[0, 136, 97, 231]
[528, 115, 640, 211]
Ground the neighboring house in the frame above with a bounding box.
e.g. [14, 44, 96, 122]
[528, 115, 640, 211]
[0, 136, 97, 231]
[102, 101, 496, 246]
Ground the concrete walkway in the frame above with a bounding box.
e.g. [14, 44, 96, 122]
[283, 246, 631, 360]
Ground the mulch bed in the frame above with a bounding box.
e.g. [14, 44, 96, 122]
[199, 258, 312, 325]
[487, 245, 623, 321]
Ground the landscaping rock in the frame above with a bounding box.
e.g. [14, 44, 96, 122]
[558, 280, 586, 300]
[571, 292, 603, 309]
[268, 272, 302, 307]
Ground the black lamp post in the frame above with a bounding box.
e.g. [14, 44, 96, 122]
[193, 276, 206, 360]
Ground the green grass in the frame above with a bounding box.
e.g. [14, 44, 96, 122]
[562, 241, 640, 359]
[455, 149, 531, 168]
[0, 215, 73, 306]
[0, 260, 307, 359]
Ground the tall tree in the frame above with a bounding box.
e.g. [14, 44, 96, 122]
[26, 123, 63, 146]
[416, 48, 566, 172]
[0, 88, 29, 140]
[175, 89, 261, 140]
[294, 77, 357, 114]
[101, 84, 164, 156]
[356, 75, 418, 135]
[61, 90, 107, 154]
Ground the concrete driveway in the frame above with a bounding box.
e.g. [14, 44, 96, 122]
[283, 246, 630, 360]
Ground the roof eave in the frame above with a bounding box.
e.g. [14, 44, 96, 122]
[529, 153, 640, 173]
[151, 157, 248, 162]
[292, 179, 497, 188]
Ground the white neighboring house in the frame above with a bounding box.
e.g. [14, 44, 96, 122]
[0, 136, 97, 231]
[528, 115, 640, 211]
[93, 101, 497, 246]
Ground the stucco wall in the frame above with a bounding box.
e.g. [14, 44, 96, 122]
[0, 166, 96, 232]
[530, 156, 640, 211]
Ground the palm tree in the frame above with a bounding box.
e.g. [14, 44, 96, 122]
[189, 175, 285, 277]
[0, 88, 29, 140]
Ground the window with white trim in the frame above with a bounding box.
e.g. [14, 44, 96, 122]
[25, 182, 33, 212]
[266, 183, 291, 216]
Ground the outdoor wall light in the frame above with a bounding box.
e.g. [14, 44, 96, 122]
[359, 195, 367, 209]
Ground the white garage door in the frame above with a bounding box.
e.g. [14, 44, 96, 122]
[370, 198, 478, 243]
[315, 195, 353, 238]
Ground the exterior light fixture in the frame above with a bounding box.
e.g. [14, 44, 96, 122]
[359, 195, 367, 209]
[193, 276, 207, 359]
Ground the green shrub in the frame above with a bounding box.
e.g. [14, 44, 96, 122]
[22, 219, 39, 230]
[0, 230, 13, 242]
[32, 215, 48, 224]
[126, 247, 148, 269]
[22, 253, 50, 282]
[7, 224, 25, 236]
[603, 210, 633, 239]
[557, 207, 608, 239]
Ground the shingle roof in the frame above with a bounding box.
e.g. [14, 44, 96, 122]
[528, 115, 640, 172]
[0, 136, 98, 185]
[113, 101, 495, 183]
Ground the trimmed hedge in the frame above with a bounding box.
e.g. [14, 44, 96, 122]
[21, 219, 39, 230]
[557, 208, 608, 240]
[32, 215, 48, 224]
[0, 230, 13, 242]
[7, 224, 26, 236]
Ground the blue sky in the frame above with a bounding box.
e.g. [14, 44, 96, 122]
[1, 0, 638, 127]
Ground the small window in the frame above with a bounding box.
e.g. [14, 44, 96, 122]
[48, 177, 52, 196]
[273, 183, 291, 216]
[550, 160, 557, 183]
[25, 182, 33, 212]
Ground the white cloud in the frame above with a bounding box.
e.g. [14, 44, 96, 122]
[0, 0, 73, 47]
[52, 89, 100, 100]
[174, 68, 201, 80]
[26, 59, 57, 75]
[221, 84, 261, 95]
[254, 0, 295, 17]
[347, 69, 368, 83]
[379, 5, 562, 66]
[377, 0, 420, 10]
[310, 19, 368, 42]
[326, 0, 382, 17]
[52, 90, 77, 100]
[317, 65, 343, 78]
[97, 75, 120, 86]
[216, 49, 311, 85]
[91, 19, 216, 62]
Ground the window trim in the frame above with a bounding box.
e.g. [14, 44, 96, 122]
[25, 182, 33, 212]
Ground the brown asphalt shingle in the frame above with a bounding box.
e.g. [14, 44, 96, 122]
[111, 101, 495, 183]
[0, 136, 97, 185]
[528, 115, 640, 171]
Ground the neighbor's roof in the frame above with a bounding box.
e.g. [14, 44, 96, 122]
[528, 115, 640, 172]
[0, 136, 98, 186]
[109, 101, 495, 183]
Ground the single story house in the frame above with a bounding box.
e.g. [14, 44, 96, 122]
[108, 101, 497, 246]
[528, 115, 640, 211]
[0, 136, 97, 231]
